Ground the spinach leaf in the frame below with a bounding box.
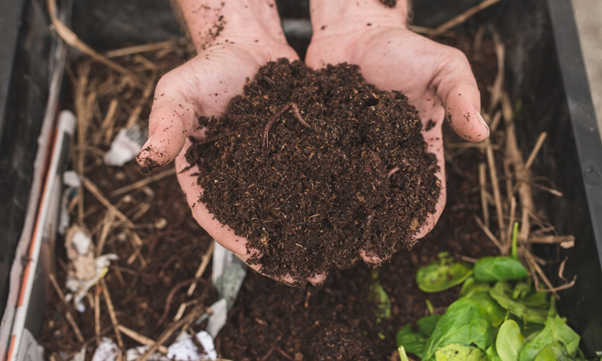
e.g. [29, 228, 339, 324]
[474, 257, 529, 282]
[513, 282, 531, 300]
[461, 277, 491, 296]
[533, 341, 572, 361]
[489, 282, 547, 324]
[487, 345, 503, 361]
[396, 324, 427, 357]
[435, 343, 488, 361]
[370, 269, 391, 322]
[497, 320, 525, 361]
[465, 291, 506, 327]
[523, 292, 549, 309]
[518, 315, 580, 361]
[422, 298, 493, 361]
[418, 315, 443, 337]
[417, 254, 473, 293]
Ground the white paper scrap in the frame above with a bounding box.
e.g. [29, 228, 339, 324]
[125, 347, 168, 361]
[206, 298, 228, 339]
[91, 338, 118, 361]
[103, 125, 147, 167]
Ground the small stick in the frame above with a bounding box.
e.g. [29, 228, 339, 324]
[111, 167, 176, 197]
[528, 235, 575, 244]
[490, 110, 503, 132]
[485, 139, 506, 244]
[48, 274, 85, 343]
[261, 347, 294, 361]
[136, 304, 205, 361]
[126, 73, 158, 129]
[489, 29, 505, 116]
[459, 255, 478, 263]
[101, 278, 124, 348]
[531, 182, 563, 197]
[83, 178, 136, 227]
[97, 209, 116, 256]
[474, 215, 503, 253]
[95, 285, 101, 345]
[387, 167, 401, 178]
[118, 325, 169, 354]
[187, 240, 215, 296]
[524, 250, 560, 299]
[432, 0, 503, 36]
[559, 257, 569, 281]
[105, 40, 175, 58]
[478, 163, 490, 227]
[47, 0, 139, 82]
[506, 197, 516, 253]
[157, 278, 206, 328]
[525, 132, 548, 170]
[97, 99, 119, 145]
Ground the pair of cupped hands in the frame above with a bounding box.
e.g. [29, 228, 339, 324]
[136, 0, 490, 285]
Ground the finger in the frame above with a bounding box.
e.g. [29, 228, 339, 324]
[137, 72, 202, 172]
[360, 249, 384, 266]
[433, 47, 490, 142]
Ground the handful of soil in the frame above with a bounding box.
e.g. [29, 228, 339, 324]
[185, 59, 440, 284]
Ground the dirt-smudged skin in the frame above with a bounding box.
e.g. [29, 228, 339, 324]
[186, 59, 440, 284]
[379, 0, 397, 7]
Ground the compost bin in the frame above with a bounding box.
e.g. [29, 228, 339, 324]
[1, 0, 602, 358]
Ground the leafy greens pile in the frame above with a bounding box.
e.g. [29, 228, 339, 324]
[395, 250, 587, 361]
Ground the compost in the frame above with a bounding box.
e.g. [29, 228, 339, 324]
[186, 59, 440, 283]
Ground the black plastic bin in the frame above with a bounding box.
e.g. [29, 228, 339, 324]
[1, 0, 601, 357]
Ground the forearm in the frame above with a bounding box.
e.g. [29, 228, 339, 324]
[309, 0, 410, 32]
[172, 0, 287, 51]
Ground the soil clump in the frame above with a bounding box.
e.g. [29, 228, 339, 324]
[379, 0, 397, 7]
[186, 59, 440, 284]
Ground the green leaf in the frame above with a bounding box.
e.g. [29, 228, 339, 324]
[417, 258, 473, 293]
[466, 291, 506, 327]
[523, 292, 549, 309]
[418, 315, 443, 337]
[370, 282, 392, 322]
[396, 324, 427, 356]
[487, 345, 503, 361]
[435, 344, 488, 361]
[489, 282, 547, 324]
[422, 298, 494, 361]
[497, 320, 525, 361]
[512, 282, 531, 300]
[533, 341, 572, 361]
[461, 277, 492, 296]
[511, 222, 519, 260]
[518, 315, 580, 361]
[474, 257, 529, 282]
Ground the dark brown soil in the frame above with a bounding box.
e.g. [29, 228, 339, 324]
[379, 0, 397, 8]
[186, 59, 440, 284]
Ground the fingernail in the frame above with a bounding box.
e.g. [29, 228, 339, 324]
[476, 111, 490, 136]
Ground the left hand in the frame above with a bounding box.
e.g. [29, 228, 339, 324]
[306, 0, 489, 263]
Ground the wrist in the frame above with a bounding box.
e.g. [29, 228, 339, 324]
[175, 0, 288, 52]
[309, 0, 409, 35]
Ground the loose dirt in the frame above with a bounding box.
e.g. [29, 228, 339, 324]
[186, 59, 440, 284]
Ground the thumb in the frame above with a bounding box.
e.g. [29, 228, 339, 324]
[136, 74, 201, 172]
[434, 48, 490, 142]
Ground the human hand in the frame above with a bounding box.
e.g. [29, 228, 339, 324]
[306, 0, 490, 263]
[136, 0, 324, 284]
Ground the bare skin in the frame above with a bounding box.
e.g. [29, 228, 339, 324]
[307, 0, 490, 263]
[137, 0, 489, 283]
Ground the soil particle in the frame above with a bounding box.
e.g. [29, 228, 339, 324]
[186, 59, 440, 284]
[425, 119, 436, 132]
[379, 0, 397, 8]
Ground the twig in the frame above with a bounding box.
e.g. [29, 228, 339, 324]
[261, 347, 294, 361]
[101, 278, 124, 348]
[528, 235, 575, 244]
[187, 240, 215, 296]
[105, 40, 176, 58]
[110, 167, 176, 197]
[525, 132, 548, 170]
[97, 99, 119, 145]
[531, 182, 563, 197]
[506, 197, 516, 253]
[136, 304, 205, 361]
[157, 278, 206, 328]
[474, 215, 503, 253]
[490, 110, 503, 132]
[83, 177, 135, 227]
[48, 274, 85, 343]
[559, 257, 569, 281]
[47, 0, 139, 81]
[478, 163, 490, 227]
[432, 0, 503, 36]
[97, 209, 116, 256]
[126, 73, 158, 129]
[118, 325, 169, 354]
[489, 29, 505, 116]
[485, 139, 506, 244]
[95, 285, 101, 345]
[523, 250, 560, 299]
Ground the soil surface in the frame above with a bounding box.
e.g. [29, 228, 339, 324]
[186, 59, 440, 284]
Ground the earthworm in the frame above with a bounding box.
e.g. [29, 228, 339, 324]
[262, 102, 311, 149]
[387, 166, 401, 178]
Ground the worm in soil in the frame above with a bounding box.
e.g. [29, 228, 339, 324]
[262, 102, 311, 149]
